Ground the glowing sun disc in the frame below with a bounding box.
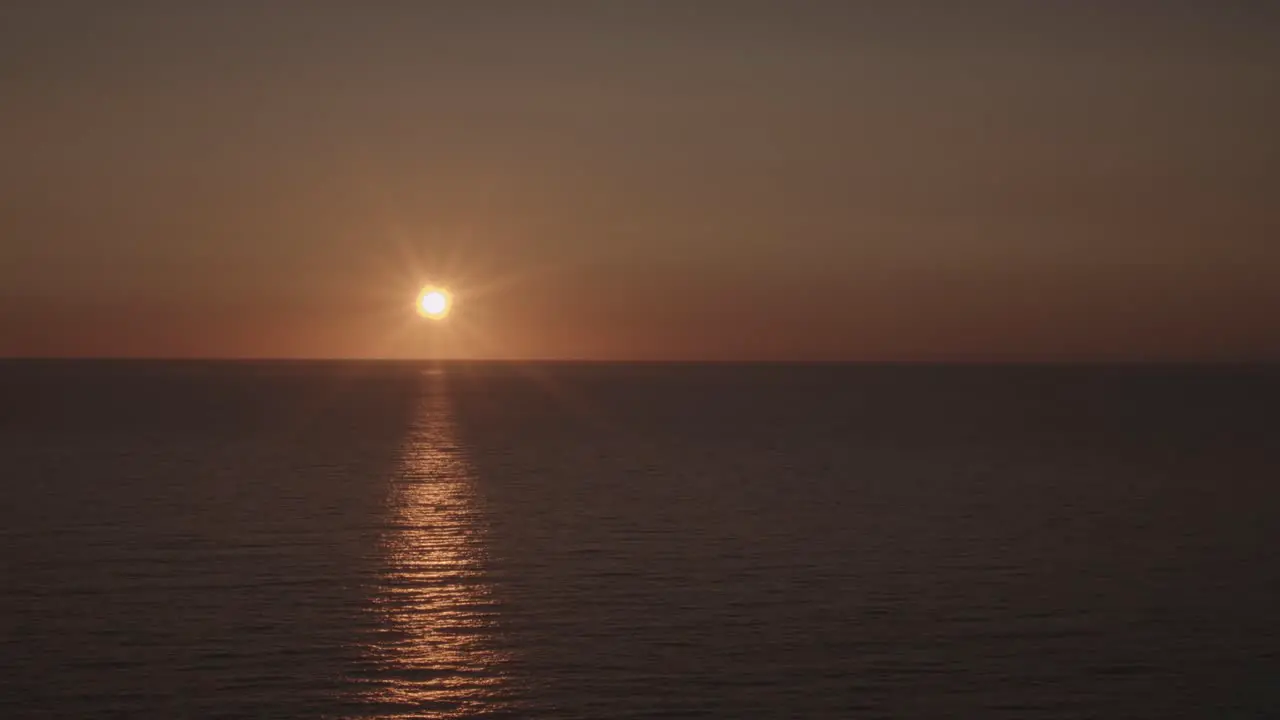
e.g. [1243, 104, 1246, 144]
[416, 287, 452, 319]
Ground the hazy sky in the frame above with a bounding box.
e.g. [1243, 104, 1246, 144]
[2, 1, 1277, 360]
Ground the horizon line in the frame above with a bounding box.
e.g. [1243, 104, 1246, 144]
[1, 356, 1276, 367]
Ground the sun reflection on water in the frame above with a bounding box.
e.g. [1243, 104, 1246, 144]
[359, 375, 511, 717]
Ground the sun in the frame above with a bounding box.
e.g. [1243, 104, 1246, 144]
[416, 286, 452, 320]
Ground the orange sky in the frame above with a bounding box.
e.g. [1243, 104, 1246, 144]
[2, 3, 1278, 360]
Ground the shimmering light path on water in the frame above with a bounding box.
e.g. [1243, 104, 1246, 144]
[353, 379, 513, 716]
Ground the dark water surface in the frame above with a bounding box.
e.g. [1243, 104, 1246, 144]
[1, 361, 1277, 718]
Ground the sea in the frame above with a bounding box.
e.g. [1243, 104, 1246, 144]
[1, 360, 1277, 719]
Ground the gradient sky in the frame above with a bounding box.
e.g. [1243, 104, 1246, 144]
[2, 1, 1277, 360]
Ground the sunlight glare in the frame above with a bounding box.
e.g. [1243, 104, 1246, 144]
[417, 287, 452, 320]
